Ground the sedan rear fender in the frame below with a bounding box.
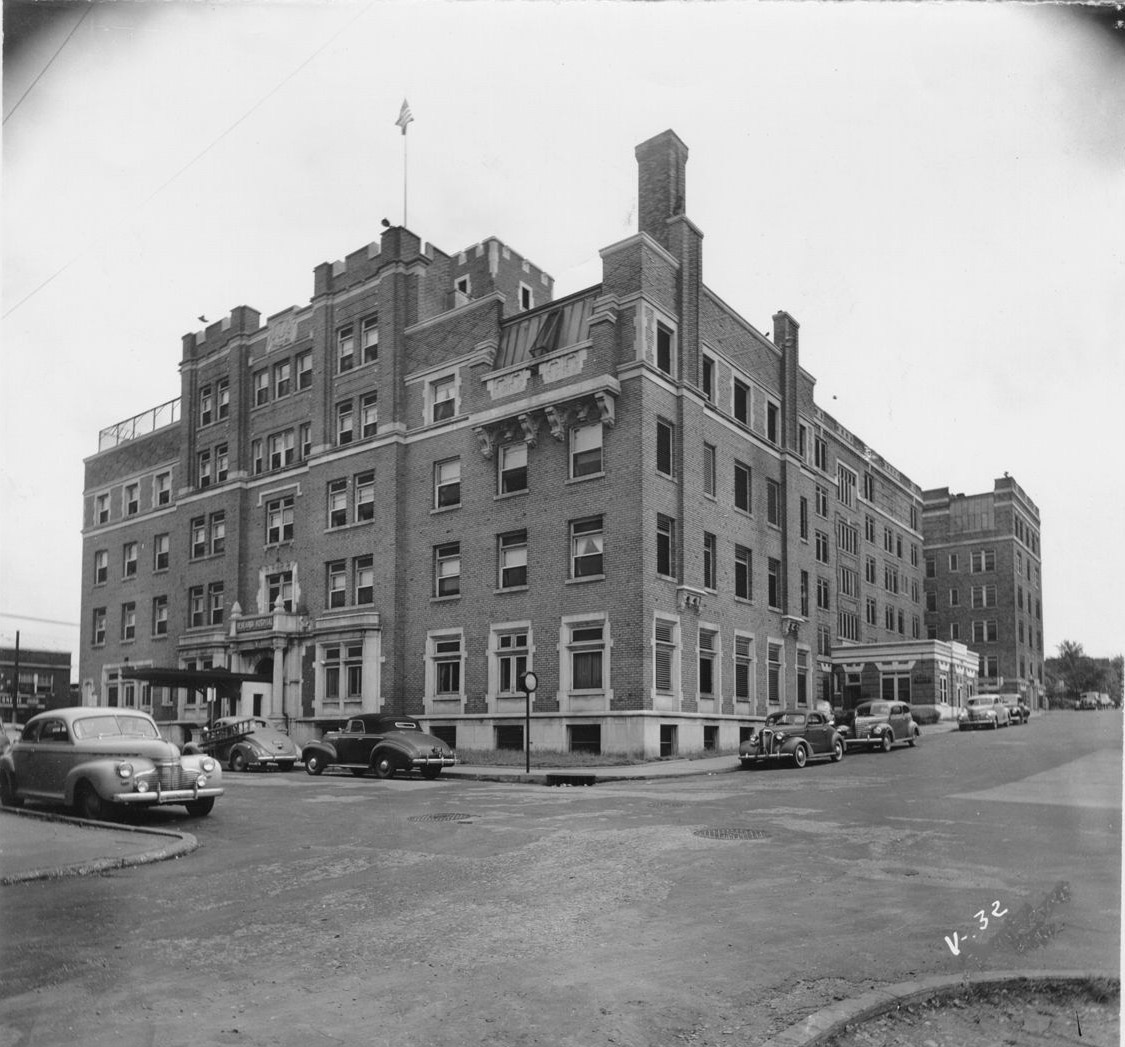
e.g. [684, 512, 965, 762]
[301, 740, 338, 764]
[369, 737, 414, 767]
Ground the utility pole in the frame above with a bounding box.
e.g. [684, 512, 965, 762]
[11, 630, 20, 723]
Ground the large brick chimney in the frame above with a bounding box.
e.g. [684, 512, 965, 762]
[635, 129, 689, 249]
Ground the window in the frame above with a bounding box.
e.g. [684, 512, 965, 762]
[884, 564, 899, 593]
[912, 615, 920, 639]
[153, 533, 169, 572]
[654, 620, 681, 694]
[297, 350, 313, 390]
[266, 496, 295, 544]
[925, 556, 935, 579]
[355, 471, 375, 522]
[121, 602, 136, 641]
[198, 450, 212, 488]
[766, 401, 779, 444]
[570, 423, 603, 478]
[431, 375, 456, 422]
[971, 549, 996, 573]
[910, 542, 918, 567]
[571, 516, 604, 578]
[796, 649, 809, 706]
[866, 555, 877, 584]
[734, 546, 752, 601]
[455, 275, 471, 298]
[767, 479, 781, 526]
[269, 430, 295, 470]
[519, 283, 534, 311]
[360, 392, 378, 438]
[434, 458, 461, 508]
[817, 576, 831, 611]
[949, 588, 960, 607]
[299, 423, 312, 459]
[814, 436, 828, 471]
[124, 483, 140, 516]
[656, 419, 674, 476]
[569, 621, 605, 691]
[767, 642, 783, 704]
[216, 444, 229, 483]
[324, 643, 364, 702]
[768, 558, 781, 609]
[815, 530, 830, 564]
[948, 553, 959, 571]
[701, 356, 715, 402]
[702, 443, 716, 497]
[863, 472, 875, 501]
[274, 360, 291, 398]
[656, 515, 676, 577]
[981, 655, 999, 678]
[123, 541, 138, 578]
[815, 484, 829, 518]
[698, 628, 718, 697]
[434, 542, 461, 597]
[354, 556, 374, 606]
[840, 565, 858, 598]
[336, 401, 354, 445]
[837, 464, 856, 509]
[92, 607, 106, 646]
[734, 462, 751, 513]
[498, 531, 528, 589]
[837, 521, 859, 556]
[656, 322, 675, 376]
[800, 570, 810, 616]
[267, 571, 293, 612]
[799, 496, 809, 540]
[328, 479, 348, 528]
[251, 439, 264, 475]
[496, 630, 529, 695]
[838, 610, 860, 641]
[210, 512, 225, 555]
[199, 385, 213, 427]
[703, 532, 717, 590]
[499, 443, 528, 494]
[734, 380, 750, 427]
[865, 515, 877, 544]
[926, 590, 937, 612]
[327, 560, 347, 608]
[885, 606, 896, 631]
[866, 596, 878, 626]
[191, 516, 207, 559]
[434, 635, 463, 695]
[734, 634, 754, 702]
[797, 423, 808, 461]
[94, 549, 108, 585]
[337, 325, 355, 372]
[361, 315, 379, 363]
[253, 370, 269, 407]
[971, 584, 997, 608]
[96, 493, 110, 524]
[208, 582, 224, 626]
[896, 534, 903, 559]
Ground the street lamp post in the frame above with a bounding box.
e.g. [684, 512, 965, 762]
[519, 671, 538, 775]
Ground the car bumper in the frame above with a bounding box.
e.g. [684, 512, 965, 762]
[409, 756, 457, 768]
[110, 787, 224, 805]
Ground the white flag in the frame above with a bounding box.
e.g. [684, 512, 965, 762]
[395, 98, 413, 135]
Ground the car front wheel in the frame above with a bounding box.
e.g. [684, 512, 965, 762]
[185, 797, 215, 817]
[908, 727, 919, 747]
[831, 739, 844, 762]
[880, 732, 893, 752]
[372, 751, 397, 779]
[304, 752, 325, 776]
[75, 781, 108, 821]
[229, 750, 248, 773]
[792, 743, 809, 768]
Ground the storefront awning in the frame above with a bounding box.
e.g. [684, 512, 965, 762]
[120, 667, 270, 699]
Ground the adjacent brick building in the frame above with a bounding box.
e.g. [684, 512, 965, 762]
[79, 130, 928, 757]
[1, 646, 72, 722]
[921, 476, 1045, 707]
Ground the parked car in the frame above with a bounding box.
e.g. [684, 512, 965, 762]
[738, 709, 844, 769]
[1077, 695, 1099, 710]
[835, 701, 920, 751]
[302, 714, 457, 779]
[996, 695, 1029, 725]
[960, 695, 1011, 730]
[184, 715, 299, 772]
[0, 707, 223, 819]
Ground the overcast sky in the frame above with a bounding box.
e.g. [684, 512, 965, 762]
[2, 1, 1123, 670]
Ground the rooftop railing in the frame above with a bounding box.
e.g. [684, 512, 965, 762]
[98, 397, 180, 451]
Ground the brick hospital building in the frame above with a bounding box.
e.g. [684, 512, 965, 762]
[80, 130, 932, 756]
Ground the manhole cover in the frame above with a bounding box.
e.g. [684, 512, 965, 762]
[408, 813, 475, 823]
[693, 827, 771, 841]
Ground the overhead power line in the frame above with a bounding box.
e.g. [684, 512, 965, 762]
[2, 5, 92, 126]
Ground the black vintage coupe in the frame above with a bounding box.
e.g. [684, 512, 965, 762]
[301, 714, 456, 780]
[738, 709, 845, 769]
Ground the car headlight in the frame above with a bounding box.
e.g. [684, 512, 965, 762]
[136, 780, 150, 793]
[201, 758, 216, 773]
[196, 774, 209, 787]
[115, 762, 134, 779]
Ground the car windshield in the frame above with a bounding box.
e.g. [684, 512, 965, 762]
[766, 713, 805, 726]
[967, 698, 990, 708]
[73, 714, 160, 740]
[857, 703, 891, 717]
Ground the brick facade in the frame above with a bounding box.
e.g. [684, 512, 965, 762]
[79, 129, 926, 757]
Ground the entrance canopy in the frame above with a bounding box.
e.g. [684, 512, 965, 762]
[120, 666, 270, 700]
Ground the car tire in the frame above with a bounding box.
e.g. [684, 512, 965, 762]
[420, 765, 442, 779]
[372, 750, 397, 779]
[0, 770, 23, 808]
[792, 744, 809, 768]
[304, 752, 325, 776]
[908, 727, 919, 747]
[831, 739, 844, 762]
[880, 732, 893, 753]
[230, 750, 249, 773]
[185, 797, 215, 817]
[75, 781, 108, 821]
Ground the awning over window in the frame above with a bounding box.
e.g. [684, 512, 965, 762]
[120, 667, 269, 699]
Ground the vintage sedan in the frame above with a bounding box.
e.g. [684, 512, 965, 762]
[960, 695, 1012, 730]
[738, 710, 844, 769]
[184, 715, 300, 772]
[302, 714, 457, 779]
[0, 707, 223, 819]
[996, 695, 1030, 725]
[836, 700, 920, 752]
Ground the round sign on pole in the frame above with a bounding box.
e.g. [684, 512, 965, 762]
[520, 672, 537, 773]
[520, 671, 538, 693]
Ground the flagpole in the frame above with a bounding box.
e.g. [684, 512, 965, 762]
[403, 127, 408, 228]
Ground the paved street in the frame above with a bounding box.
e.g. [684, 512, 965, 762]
[0, 712, 1119, 1047]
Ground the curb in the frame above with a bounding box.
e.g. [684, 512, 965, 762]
[0, 808, 198, 886]
[442, 763, 742, 785]
[759, 970, 1119, 1046]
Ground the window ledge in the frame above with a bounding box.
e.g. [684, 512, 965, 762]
[430, 504, 461, 515]
[566, 471, 605, 485]
[494, 489, 529, 502]
[430, 595, 461, 603]
[495, 585, 529, 595]
[566, 574, 605, 585]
